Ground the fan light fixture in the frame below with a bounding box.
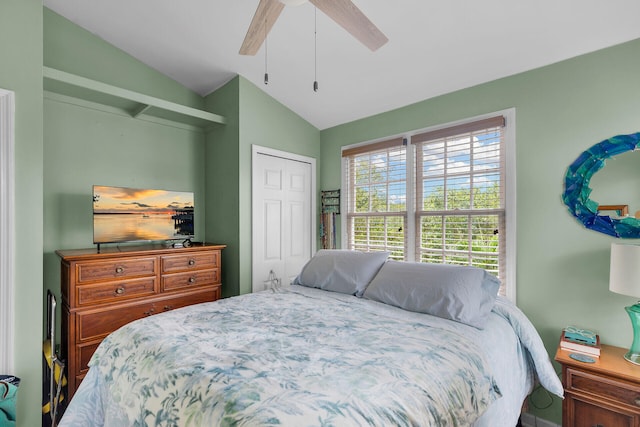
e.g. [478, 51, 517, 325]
[241, 0, 388, 92]
[239, 0, 388, 56]
[313, 6, 318, 92]
[264, 19, 269, 85]
[279, 0, 307, 6]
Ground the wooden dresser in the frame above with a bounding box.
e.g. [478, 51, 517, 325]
[555, 343, 640, 426]
[57, 243, 225, 399]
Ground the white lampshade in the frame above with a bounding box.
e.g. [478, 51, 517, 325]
[610, 243, 640, 299]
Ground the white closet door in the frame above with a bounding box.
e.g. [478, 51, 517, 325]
[252, 149, 313, 292]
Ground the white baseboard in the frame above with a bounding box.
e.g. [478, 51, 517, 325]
[521, 413, 561, 427]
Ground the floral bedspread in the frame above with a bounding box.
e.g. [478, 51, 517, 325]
[60, 286, 557, 426]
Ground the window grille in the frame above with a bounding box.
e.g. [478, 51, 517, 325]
[343, 138, 407, 260]
[412, 116, 506, 292]
[342, 113, 513, 297]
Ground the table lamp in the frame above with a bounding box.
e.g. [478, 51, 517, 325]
[609, 242, 640, 365]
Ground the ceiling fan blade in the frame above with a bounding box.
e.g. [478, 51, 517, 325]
[239, 0, 285, 55]
[309, 0, 388, 51]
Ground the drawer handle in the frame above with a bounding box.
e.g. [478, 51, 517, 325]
[143, 308, 155, 316]
[188, 259, 196, 266]
[163, 305, 173, 311]
[189, 276, 196, 284]
[635, 397, 640, 406]
[114, 286, 125, 296]
[115, 266, 125, 274]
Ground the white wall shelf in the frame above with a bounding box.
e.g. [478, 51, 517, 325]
[43, 67, 226, 130]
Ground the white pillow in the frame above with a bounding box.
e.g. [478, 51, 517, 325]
[363, 261, 500, 329]
[293, 250, 389, 296]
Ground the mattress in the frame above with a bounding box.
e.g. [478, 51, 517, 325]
[60, 285, 563, 426]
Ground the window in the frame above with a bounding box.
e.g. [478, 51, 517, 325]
[342, 111, 515, 299]
[343, 138, 407, 260]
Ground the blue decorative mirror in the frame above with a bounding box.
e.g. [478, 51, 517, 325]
[563, 132, 640, 238]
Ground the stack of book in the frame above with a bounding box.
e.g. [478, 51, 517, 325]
[560, 326, 601, 358]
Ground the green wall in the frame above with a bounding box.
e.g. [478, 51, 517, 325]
[205, 76, 321, 296]
[43, 9, 203, 109]
[42, 99, 207, 270]
[204, 77, 241, 297]
[43, 7, 212, 251]
[320, 37, 640, 423]
[42, 11, 210, 292]
[0, 1, 43, 426]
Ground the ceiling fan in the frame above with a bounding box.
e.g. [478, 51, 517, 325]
[239, 0, 388, 55]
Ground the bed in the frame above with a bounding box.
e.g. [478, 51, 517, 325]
[59, 250, 563, 427]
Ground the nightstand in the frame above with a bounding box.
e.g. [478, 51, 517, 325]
[555, 343, 640, 426]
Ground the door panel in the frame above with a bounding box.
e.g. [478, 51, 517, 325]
[289, 202, 304, 257]
[264, 200, 282, 260]
[264, 168, 282, 189]
[253, 151, 313, 292]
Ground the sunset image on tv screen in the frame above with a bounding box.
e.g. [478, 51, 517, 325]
[93, 185, 194, 243]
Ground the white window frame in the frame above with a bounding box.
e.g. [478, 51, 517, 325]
[0, 88, 15, 373]
[341, 109, 517, 301]
[342, 138, 408, 259]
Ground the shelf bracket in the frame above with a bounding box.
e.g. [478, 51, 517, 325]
[130, 103, 152, 118]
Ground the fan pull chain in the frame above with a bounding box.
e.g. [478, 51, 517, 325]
[264, 19, 269, 85]
[313, 6, 318, 92]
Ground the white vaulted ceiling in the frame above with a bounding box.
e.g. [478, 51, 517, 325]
[43, 0, 640, 130]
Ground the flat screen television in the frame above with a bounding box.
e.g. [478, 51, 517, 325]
[93, 185, 194, 246]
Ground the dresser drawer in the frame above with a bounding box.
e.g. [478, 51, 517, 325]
[157, 286, 220, 312]
[567, 367, 640, 408]
[77, 277, 157, 306]
[77, 340, 101, 374]
[162, 269, 219, 292]
[76, 257, 157, 283]
[570, 395, 634, 427]
[77, 300, 157, 342]
[76, 290, 217, 342]
[161, 251, 218, 273]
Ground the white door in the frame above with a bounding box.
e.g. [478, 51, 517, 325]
[252, 146, 315, 292]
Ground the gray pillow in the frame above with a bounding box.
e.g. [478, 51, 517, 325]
[363, 260, 500, 329]
[293, 249, 389, 296]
